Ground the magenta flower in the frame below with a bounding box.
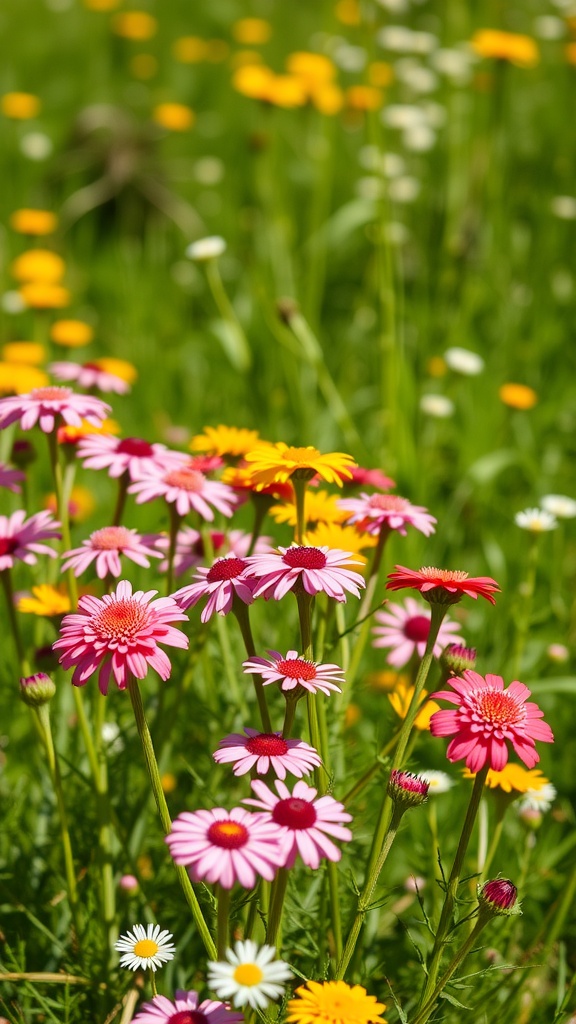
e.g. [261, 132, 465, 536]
[132, 990, 244, 1024]
[214, 728, 322, 780]
[243, 650, 344, 696]
[166, 806, 285, 889]
[0, 462, 25, 493]
[345, 465, 396, 490]
[430, 670, 554, 772]
[61, 526, 162, 579]
[49, 361, 131, 395]
[337, 493, 436, 537]
[244, 779, 353, 869]
[77, 433, 187, 481]
[129, 465, 237, 520]
[152, 527, 273, 578]
[0, 386, 110, 433]
[53, 579, 189, 694]
[0, 510, 60, 571]
[245, 545, 365, 602]
[173, 556, 256, 621]
[372, 597, 465, 667]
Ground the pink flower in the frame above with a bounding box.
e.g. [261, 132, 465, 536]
[386, 566, 500, 605]
[337, 493, 436, 537]
[77, 433, 187, 481]
[151, 527, 273, 578]
[53, 579, 189, 694]
[372, 597, 465, 667]
[0, 386, 110, 434]
[173, 556, 256, 621]
[214, 728, 322, 780]
[430, 670, 554, 772]
[129, 465, 237, 520]
[166, 806, 285, 889]
[245, 545, 365, 602]
[0, 510, 60, 570]
[49, 361, 131, 395]
[61, 526, 162, 579]
[132, 990, 244, 1024]
[345, 465, 396, 490]
[0, 462, 25, 493]
[243, 650, 344, 696]
[244, 779, 352, 869]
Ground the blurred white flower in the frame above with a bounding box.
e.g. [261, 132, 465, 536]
[444, 347, 485, 375]
[541, 494, 576, 518]
[333, 43, 367, 72]
[356, 176, 386, 200]
[388, 176, 420, 202]
[432, 47, 474, 84]
[403, 124, 436, 152]
[550, 268, 573, 301]
[551, 196, 576, 220]
[420, 394, 454, 418]
[419, 770, 455, 794]
[382, 103, 427, 130]
[385, 221, 410, 245]
[395, 61, 439, 94]
[186, 236, 226, 261]
[193, 156, 225, 185]
[1, 291, 27, 314]
[534, 15, 565, 38]
[377, 25, 416, 52]
[514, 508, 558, 532]
[20, 132, 53, 161]
[517, 783, 557, 813]
[375, 0, 410, 11]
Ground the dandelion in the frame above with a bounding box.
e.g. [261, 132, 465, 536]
[10, 209, 58, 235]
[244, 779, 352, 868]
[129, 465, 237, 520]
[514, 508, 557, 532]
[62, 526, 162, 578]
[338, 493, 436, 537]
[208, 941, 292, 1010]
[243, 650, 345, 696]
[0, 386, 110, 434]
[114, 923, 175, 972]
[152, 103, 196, 131]
[214, 729, 321, 780]
[386, 566, 500, 605]
[286, 979, 387, 1024]
[0, 510, 60, 570]
[245, 545, 365, 602]
[19, 282, 71, 310]
[11, 249, 65, 284]
[132, 990, 244, 1024]
[1, 92, 41, 119]
[111, 11, 158, 39]
[470, 29, 539, 67]
[499, 383, 538, 410]
[77, 433, 186, 481]
[173, 556, 255, 621]
[244, 443, 356, 487]
[49, 359, 136, 395]
[50, 320, 94, 348]
[372, 598, 464, 666]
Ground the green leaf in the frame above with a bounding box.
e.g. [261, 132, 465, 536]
[440, 990, 472, 1009]
[465, 449, 521, 484]
[528, 677, 576, 694]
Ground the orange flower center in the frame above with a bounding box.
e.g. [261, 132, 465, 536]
[283, 445, 321, 462]
[369, 495, 408, 511]
[277, 658, 317, 680]
[30, 386, 71, 401]
[133, 938, 159, 957]
[91, 526, 132, 550]
[92, 599, 148, 640]
[207, 820, 249, 849]
[164, 468, 204, 492]
[476, 690, 523, 726]
[419, 567, 469, 582]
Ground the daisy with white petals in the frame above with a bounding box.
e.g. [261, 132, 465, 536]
[115, 923, 176, 972]
[514, 508, 558, 532]
[208, 940, 292, 1009]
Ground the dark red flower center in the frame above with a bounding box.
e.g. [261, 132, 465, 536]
[207, 557, 247, 582]
[0, 537, 18, 556]
[277, 658, 317, 680]
[207, 819, 249, 849]
[83, 361, 101, 372]
[272, 797, 317, 829]
[282, 546, 327, 570]
[164, 468, 204, 492]
[404, 614, 431, 643]
[117, 438, 154, 457]
[246, 733, 289, 757]
[168, 1012, 207, 1024]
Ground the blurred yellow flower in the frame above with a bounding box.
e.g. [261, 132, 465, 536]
[19, 283, 70, 310]
[10, 209, 58, 235]
[368, 62, 394, 88]
[45, 485, 96, 523]
[463, 763, 550, 793]
[470, 30, 539, 67]
[346, 85, 383, 111]
[130, 54, 158, 79]
[1, 92, 41, 119]
[304, 521, 376, 559]
[11, 249, 65, 284]
[499, 382, 538, 410]
[83, 0, 122, 9]
[245, 443, 356, 487]
[270, 489, 348, 528]
[111, 11, 157, 40]
[152, 103, 195, 132]
[233, 64, 275, 100]
[335, 0, 361, 26]
[58, 417, 120, 444]
[286, 51, 336, 89]
[267, 75, 308, 108]
[0, 362, 49, 394]
[94, 357, 138, 383]
[233, 18, 272, 45]
[388, 680, 440, 730]
[566, 42, 576, 66]
[345, 703, 362, 728]
[231, 50, 264, 69]
[137, 854, 154, 879]
[173, 36, 208, 63]
[18, 584, 71, 617]
[367, 670, 409, 692]
[427, 356, 447, 377]
[2, 342, 46, 365]
[161, 772, 178, 794]
[190, 425, 262, 458]
[312, 83, 344, 115]
[50, 319, 94, 347]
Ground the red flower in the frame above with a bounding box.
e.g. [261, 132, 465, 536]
[386, 565, 500, 604]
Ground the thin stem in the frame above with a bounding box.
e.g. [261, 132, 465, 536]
[217, 885, 231, 958]
[1, 569, 30, 674]
[94, 692, 116, 942]
[205, 258, 251, 371]
[166, 506, 182, 596]
[112, 472, 129, 527]
[233, 601, 272, 731]
[215, 613, 250, 720]
[511, 533, 539, 678]
[47, 431, 78, 609]
[411, 918, 487, 1024]
[346, 526, 391, 687]
[479, 797, 510, 882]
[291, 476, 309, 547]
[342, 728, 401, 805]
[266, 868, 289, 946]
[282, 696, 298, 738]
[149, 970, 158, 997]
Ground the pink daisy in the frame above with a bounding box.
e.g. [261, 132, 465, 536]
[386, 566, 500, 605]
[243, 650, 344, 696]
[0, 462, 25, 493]
[152, 528, 273, 579]
[430, 670, 554, 772]
[0, 510, 60, 571]
[372, 597, 465, 667]
[61, 526, 162, 579]
[173, 556, 256, 621]
[76, 433, 187, 481]
[345, 465, 396, 490]
[0, 386, 110, 434]
[132, 990, 243, 1024]
[49, 361, 131, 395]
[244, 779, 353, 869]
[53, 579, 189, 694]
[337, 493, 436, 537]
[214, 728, 322, 780]
[129, 465, 237, 521]
[245, 545, 365, 602]
[166, 806, 285, 889]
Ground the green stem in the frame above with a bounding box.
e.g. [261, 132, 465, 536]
[511, 533, 539, 678]
[266, 868, 289, 946]
[94, 693, 116, 942]
[411, 918, 487, 1024]
[215, 613, 250, 720]
[232, 600, 272, 731]
[282, 696, 298, 738]
[217, 885, 231, 958]
[291, 476, 309, 547]
[205, 258, 251, 371]
[479, 797, 510, 882]
[1, 569, 30, 674]
[346, 526, 391, 687]
[112, 472, 129, 527]
[47, 431, 78, 610]
[166, 506, 182, 596]
[341, 727, 401, 805]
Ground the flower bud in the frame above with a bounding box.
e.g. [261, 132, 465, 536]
[478, 878, 520, 917]
[19, 672, 56, 707]
[388, 769, 429, 808]
[11, 438, 36, 468]
[441, 643, 477, 675]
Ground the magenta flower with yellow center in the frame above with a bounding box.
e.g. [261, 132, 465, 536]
[338, 493, 436, 537]
[0, 386, 110, 433]
[62, 526, 162, 578]
[244, 442, 356, 487]
[129, 465, 237, 520]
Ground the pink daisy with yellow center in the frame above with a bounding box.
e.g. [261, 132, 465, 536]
[0, 386, 110, 433]
[61, 526, 162, 578]
[129, 465, 237, 520]
[245, 545, 365, 602]
[243, 650, 345, 696]
[338, 493, 436, 537]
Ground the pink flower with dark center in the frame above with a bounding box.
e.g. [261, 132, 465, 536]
[166, 807, 285, 889]
[132, 990, 244, 1024]
[53, 579, 189, 694]
[214, 728, 322, 780]
[245, 545, 365, 602]
[430, 670, 554, 772]
[244, 779, 352, 869]
[49, 361, 131, 395]
[77, 433, 187, 481]
[0, 462, 25, 493]
[345, 465, 396, 490]
[242, 650, 344, 696]
[129, 466, 237, 521]
[386, 565, 501, 605]
[337, 493, 436, 537]
[372, 598, 465, 667]
[61, 526, 162, 579]
[0, 386, 110, 434]
[173, 556, 255, 621]
[0, 510, 60, 570]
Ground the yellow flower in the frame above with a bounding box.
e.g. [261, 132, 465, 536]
[346, 85, 383, 111]
[45, 485, 96, 523]
[0, 362, 49, 394]
[9, 209, 58, 235]
[173, 36, 208, 63]
[345, 703, 361, 728]
[1, 92, 41, 119]
[94, 357, 138, 384]
[2, 342, 46, 365]
[50, 319, 94, 347]
[266, 75, 308, 109]
[161, 772, 178, 794]
[233, 64, 275, 100]
[463, 764, 550, 794]
[427, 356, 447, 377]
[287, 979, 387, 1024]
[19, 283, 70, 310]
[58, 417, 120, 444]
[190, 425, 263, 458]
[368, 62, 393, 88]
[83, 0, 122, 9]
[270, 489, 348, 528]
[244, 443, 356, 487]
[11, 249, 65, 284]
[18, 585, 71, 617]
[130, 54, 158, 79]
[388, 680, 440, 731]
[152, 103, 195, 132]
[286, 52, 336, 90]
[233, 18, 272, 45]
[303, 521, 376, 558]
[566, 42, 576, 66]
[311, 83, 344, 115]
[470, 29, 539, 68]
[499, 382, 538, 410]
[367, 670, 409, 692]
[334, 0, 361, 26]
[111, 11, 157, 40]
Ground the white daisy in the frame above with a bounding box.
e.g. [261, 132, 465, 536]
[517, 783, 557, 814]
[207, 940, 292, 1010]
[541, 494, 576, 519]
[114, 923, 176, 972]
[514, 508, 558, 532]
[418, 770, 455, 795]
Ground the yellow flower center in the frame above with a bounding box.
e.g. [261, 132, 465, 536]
[233, 964, 264, 986]
[133, 939, 159, 957]
[283, 446, 321, 463]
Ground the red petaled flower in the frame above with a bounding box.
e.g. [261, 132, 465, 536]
[386, 565, 500, 605]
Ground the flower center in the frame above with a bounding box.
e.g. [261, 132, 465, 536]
[475, 689, 524, 727]
[164, 468, 205, 492]
[272, 796, 317, 829]
[117, 437, 154, 457]
[90, 526, 133, 550]
[283, 445, 320, 463]
[168, 1012, 207, 1024]
[277, 658, 317, 681]
[133, 938, 159, 957]
[92, 599, 148, 640]
[207, 820, 249, 849]
[30, 386, 71, 401]
[419, 567, 469, 582]
[83, 361, 101, 372]
[206, 557, 248, 582]
[404, 614, 431, 642]
[369, 494, 408, 511]
[0, 537, 18, 556]
[282, 546, 327, 570]
[233, 964, 264, 986]
[246, 733, 289, 756]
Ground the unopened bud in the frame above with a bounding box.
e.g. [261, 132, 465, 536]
[478, 878, 520, 917]
[388, 769, 429, 808]
[441, 643, 477, 675]
[19, 672, 56, 707]
[11, 438, 36, 468]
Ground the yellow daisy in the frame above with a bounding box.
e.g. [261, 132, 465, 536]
[19, 283, 70, 310]
[463, 763, 550, 794]
[18, 584, 71, 617]
[11, 249, 65, 284]
[2, 342, 46, 365]
[50, 319, 94, 348]
[470, 29, 539, 68]
[190, 425, 263, 459]
[244, 443, 356, 488]
[287, 979, 387, 1024]
[304, 521, 376, 558]
[0, 362, 49, 395]
[270, 489, 348, 528]
[9, 209, 58, 235]
[388, 680, 440, 731]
